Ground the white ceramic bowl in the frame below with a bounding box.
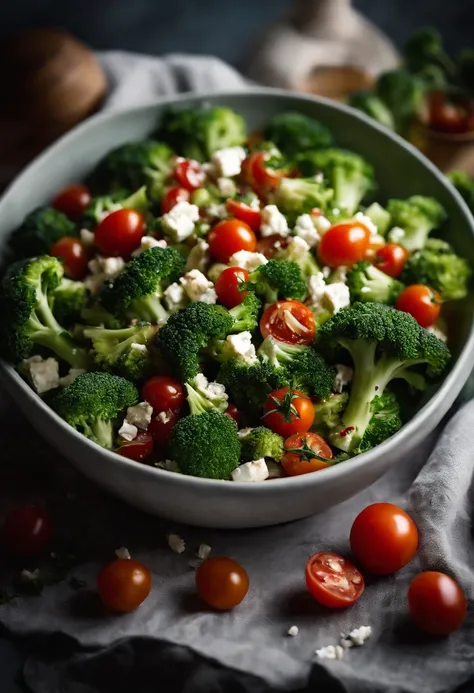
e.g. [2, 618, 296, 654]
[1, 89, 474, 529]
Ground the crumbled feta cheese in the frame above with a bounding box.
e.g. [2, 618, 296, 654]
[188, 557, 203, 570]
[330, 266, 348, 284]
[388, 226, 406, 244]
[322, 283, 351, 313]
[197, 544, 211, 560]
[118, 420, 138, 441]
[225, 331, 258, 364]
[266, 460, 283, 478]
[132, 236, 167, 257]
[21, 568, 40, 583]
[354, 211, 378, 236]
[164, 459, 180, 472]
[238, 427, 254, 440]
[287, 625, 299, 637]
[130, 342, 148, 353]
[180, 269, 217, 304]
[260, 205, 290, 237]
[126, 402, 153, 430]
[202, 161, 218, 180]
[231, 459, 269, 482]
[334, 364, 353, 393]
[186, 239, 211, 273]
[89, 255, 125, 278]
[192, 373, 228, 408]
[322, 266, 331, 279]
[162, 201, 200, 242]
[340, 625, 372, 648]
[229, 250, 268, 272]
[308, 273, 327, 305]
[157, 410, 172, 424]
[211, 146, 246, 177]
[59, 368, 86, 388]
[248, 195, 261, 210]
[23, 356, 60, 394]
[312, 214, 332, 235]
[283, 236, 311, 262]
[167, 533, 185, 554]
[427, 323, 448, 342]
[316, 645, 344, 660]
[217, 177, 238, 197]
[294, 214, 321, 247]
[207, 202, 228, 219]
[163, 282, 187, 312]
[115, 547, 131, 560]
[80, 228, 95, 246]
[314, 172, 324, 184]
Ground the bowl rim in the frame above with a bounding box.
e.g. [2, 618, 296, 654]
[1, 86, 474, 492]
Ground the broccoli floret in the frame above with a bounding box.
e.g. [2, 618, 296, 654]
[0, 256, 89, 368]
[347, 91, 396, 130]
[355, 390, 402, 454]
[217, 358, 287, 421]
[363, 202, 392, 236]
[242, 259, 307, 303]
[264, 112, 333, 157]
[404, 27, 454, 77]
[82, 187, 149, 227]
[296, 149, 374, 216]
[447, 170, 474, 215]
[159, 107, 246, 161]
[100, 246, 184, 324]
[52, 372, 138, 449]
[168, 410, 240, 479]
[319, 302, 451, 452]
[240, 426, 284, 463]
[401, 238, 472, 301]
[375, 70, 424, 137]
[51, 278, 89, 327]
[274, 177, 333, 216]
[185, 375, 229, 415]
[276, 239, 321, 281]
[8, 208, 78, 261]
[347, 261, 404, 305]
[83, 323, 156, 380]
[387, 195, 446, 251]
[228, 292, 261, 333]
[80, 304, 122, 330]
[312, 392, 349, 437]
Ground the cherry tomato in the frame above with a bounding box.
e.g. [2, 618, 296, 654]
[318, 221, 371, 268]
[256, 234, 290, 259]
[94, 209, 144, 257]
[117, 432, 154, 462]
[251, 152, 285, 193]
[281, 432, 333, 476]
[50, 236, 89, 280]
[175, 159, 205, 192]
[260, 300, 315, 346]
[306, 552, 365, 609]
[97, 558, 151, 613]
[226, 199, 262, 231]
[427, 91, 473, 135]
[214, 266, 249, 309]
[52, 184, 92, 220]
[263, 387, 314, 438]
[1, 505, 52, 557]
[208, 219, 257, 263]
[350, 503, 418, 575]
[142, 376, 185, 414]
[395, 284, 441, 328]
[196, 556, 249, 610]
[148, 409, 180, 446]
[374, 244, 409, 278]
[408, 571, 467, 635]
[225, 402, 239, 424]
[161, 186, 190, 214]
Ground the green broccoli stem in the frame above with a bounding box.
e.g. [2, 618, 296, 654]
[34, 294, 90, 368]
[85, 419, 114, 449]
[333, 170, 364, 216]
[128, 295, 168, 324]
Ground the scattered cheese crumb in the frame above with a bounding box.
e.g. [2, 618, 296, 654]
[231, 459, 269, 482]
[180, 269, 217, 304]
[197, 544, 211, 560]
[229, 250, 268, 272]
[80, 228, 95, 246]
[162, 201, 200, 242]
[354, 211, 378, 236]
[282, 236, 311, 263]
[260, 205, 290, 237]
[287, 625, 299, 637]
[322, 283, 351, 313]
[59, 368, 86, 388]
[163, 282, 187, 312]
[266, 460, 283, 478]
[211, 147, 246, 177]
[207, 202, 228, 219]
[237, 427, 254, 440]
[225, 331, 258, 364]
[115, 547, 131, 560]
[130, 342, 148, 353]
[157, 410, 172, 424]
[428, 324, 448, 342]
[294, 214, 321, 247]
[132, 236, 167, 257]
[118, 420, 138, 441]
[316, 644, 345, 660]
[334, 364, 353, 393]
[126, 402, 153, 430]
[217, 177, 238, 197]
[340, 625, 372, 648]
[167, 533, 186, 554]
[388, 226, 406, 244]
[23, 356, 60, 394]
[186, 239, 211, 273]
[21, 568, 40, 583]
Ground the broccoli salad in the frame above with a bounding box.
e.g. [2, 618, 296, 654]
[0, 107, 471, 481]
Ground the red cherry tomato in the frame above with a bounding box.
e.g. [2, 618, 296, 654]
[263, 387, 314, 438]
[208, 219, 257, 263]
[175, 159, 205, 192]
[395, 285, 441, 327]
[142, 376, 185, 414]
[117, 432, 154, 462]
[1, 505, 52, 557]
[50, 236, 89, 280]
[281, 432, 333, 476]
[94, 209, 144, 257]
[224, 402, 240, 424]
[97, 558, 151, 613]
[226, 199, 262, 231]
[161, 186, 190, 214]
[408, 571, 467, 635]
[196, 557, 249, 610]
[306, 552, 365, 609]
[251, 152, 285, 193]
[52, 184, 92, 220]
[214, 266, 249, 308]
[350, 503, 418, 575]
[148, 409, 180, 446]
[318, 221, 371, 268]
[256, 234, 290, 259]
[427, 91, 472, 135]
[260, 300, 315, 346]
[374, 244, 409, 278]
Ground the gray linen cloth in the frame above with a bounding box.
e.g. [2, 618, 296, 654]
[1, 53, 474, 693]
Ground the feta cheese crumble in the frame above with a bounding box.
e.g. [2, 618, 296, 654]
[162, 201, 200, 242]
[118, 420, 138, 441]
[225, 331, 258, 364]
[307, 273, 327, 305]
[217, 177, 237, 197]
[266, 460, 283, 478]
[313, 214, 332, 235]
[80, 228, 95, 246]
[293, 214, 321, 247]
[287, 625, 299, 637]
[207, 202, 228, 219]
[354, 211, 378, 236]
[340, 625, 372, 648]
[334, 364, 354, 393]
[126, 402, 153, 430]
[282, 236, 311, 262]
[229, 250, 268, 272]
[191, 373, 228, 408]
[130, 342, 148, 353]
[167, 533, 186, 554]
[21, 568, 41, 583]
[237, 427, 254, 440]
[84, 255, 125, 293]
[322, 282, 351, 313]
[23, 355, 60, 394]
[157, 410, 172, 424]
[388, 226, 406, 244]
[163, 282, 187, 311]
[180, 269, 217, 304]
[115, 547, 131, 560]
[186, 239, 211, 273]
[231, 458, 269, 482]
[211, 146, 246, 177]
[260, 205, 290, 237]
[316, 645, 344, 660]
[59, 367, 86, 388]
[197, 544, 212, 560]
[132, 236, 167, 257]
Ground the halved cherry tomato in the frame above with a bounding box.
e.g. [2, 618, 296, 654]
[260, 300, 315, 345]
[1, 505, 52, 557]
[161, 186, 190, 214]
[374, 244, 409, 278]
[395, 284, 441, 327]
[281, 432, 333, 476]
[408, 571, 467, 635]
[196, 556, 249, 610]
[306, 552, 365, 609]
[94, 208, 144, 257]
[142, 376, 185, 414]
[226, 199, 262, 231]
[427, 91, 473, 135]
[318, 221, 371, 268]
[148, 409, 180, 446]
[215, 266, 249, 308]
[208, 219, 257, 263]
[52, 184, 92, 220]
[350, 503, 418, 575]
[50, 236, 89, 280]
[263, 387, 314, 438]
[117, 432, 154, 462]
[225, 403, 240, 424]
[256, 234, 289, 259]
[97, 558, 151, 613]
[175, 159, 205, 192]
[251, 152, 285, 193]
